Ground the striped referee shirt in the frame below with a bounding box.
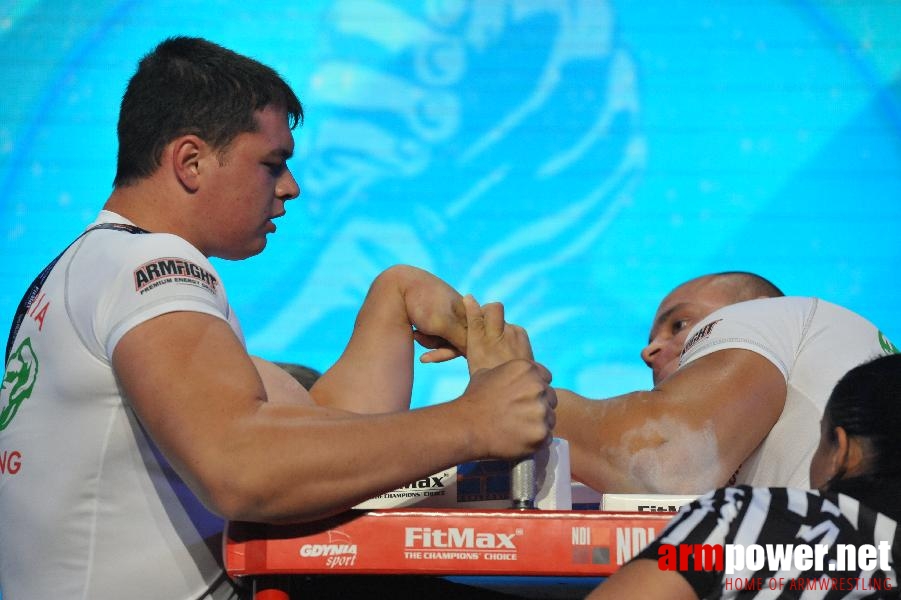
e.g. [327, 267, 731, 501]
[636, 482, 901, 598]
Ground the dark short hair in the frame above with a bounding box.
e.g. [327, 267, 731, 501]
[114, 36, 303, 187]
[709, 271, 784, 302]
[826, 353, 901, 477]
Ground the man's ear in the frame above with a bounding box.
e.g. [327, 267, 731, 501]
[170, 135, 205, 193]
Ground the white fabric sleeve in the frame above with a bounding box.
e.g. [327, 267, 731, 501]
[678, 296, 818, 381]
[67, 231, 233, 360]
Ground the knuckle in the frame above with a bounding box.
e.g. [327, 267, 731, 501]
[547, 410, 557, 430]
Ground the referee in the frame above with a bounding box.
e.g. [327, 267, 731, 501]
[588, 353, 901, 599]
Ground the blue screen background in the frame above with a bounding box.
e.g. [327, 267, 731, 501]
[1, 6, 901, 581]
[2, 1, 900, 405]
[1, 0, 900, 594]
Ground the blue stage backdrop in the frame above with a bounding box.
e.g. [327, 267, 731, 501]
[2, 0, 900, 419]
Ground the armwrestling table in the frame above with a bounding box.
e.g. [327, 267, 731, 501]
[224, 508, 674, 599]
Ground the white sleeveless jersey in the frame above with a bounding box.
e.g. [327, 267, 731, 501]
[679, 296, 896, 489]
[0, 211, 241, 599]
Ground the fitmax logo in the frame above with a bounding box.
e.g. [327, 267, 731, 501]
[405, 527, 518, 549]
[398, 474, 447, 490]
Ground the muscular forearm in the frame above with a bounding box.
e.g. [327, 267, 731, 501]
[189, 359, 553, 523]
[555, 388, 732, 494]
[556, 349, 786, 493]
[311, 269, 414, 413]
[557, 388, 663, 493]
[312, 265, 466, 413]
[204, 399, 478, 522]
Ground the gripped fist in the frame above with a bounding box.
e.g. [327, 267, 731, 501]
[463, 295, 534, 375]
[460, 359, 557, 460]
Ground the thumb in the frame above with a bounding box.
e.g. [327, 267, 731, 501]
[463, 294, 485, 342]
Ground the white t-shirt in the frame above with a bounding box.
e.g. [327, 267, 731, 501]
[679, 296, 895, 489]
[0, 211, 241, 599]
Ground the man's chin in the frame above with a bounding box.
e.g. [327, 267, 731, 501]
[249, 238, 268, 257]
[653, 366, 677, 386]
[216, 239, 267, 261]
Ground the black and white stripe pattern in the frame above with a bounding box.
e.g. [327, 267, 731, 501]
[637, 485, 900, 598]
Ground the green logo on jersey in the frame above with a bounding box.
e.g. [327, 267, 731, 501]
[1, 338, 39, 430]
[879, 331, 899, 355]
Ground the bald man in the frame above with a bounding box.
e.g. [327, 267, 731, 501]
[556, 272, 899, 494]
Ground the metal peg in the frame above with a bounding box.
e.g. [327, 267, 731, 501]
[510, 455, 537, 509]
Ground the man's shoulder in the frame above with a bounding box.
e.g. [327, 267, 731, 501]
[725, 295, 868, 318]
[707, 295, 868, 326]
[67, 218, 220, 300]
[703, 296, 880, 347]
[724, 295, 815, 311]
[79, 216, 207, 266]
[695, 296, 817, 332]
[679, 296, 861, 375]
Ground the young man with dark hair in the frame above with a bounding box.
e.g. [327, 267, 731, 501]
[0, 37, 555, 599]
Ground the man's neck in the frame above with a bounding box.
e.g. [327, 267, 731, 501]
[103, 181, 196, 247]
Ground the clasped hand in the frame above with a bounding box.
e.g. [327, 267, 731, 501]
[415, 294, 535, 374]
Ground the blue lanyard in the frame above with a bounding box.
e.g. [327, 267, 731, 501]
[4, 222, 148, 364]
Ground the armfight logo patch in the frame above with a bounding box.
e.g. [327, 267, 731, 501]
[681, 319, 723, 358]
[134, 257, 219, 295]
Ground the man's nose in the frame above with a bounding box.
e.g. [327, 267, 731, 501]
[278, 170, 300, 201]
[640, 339, 661, 368]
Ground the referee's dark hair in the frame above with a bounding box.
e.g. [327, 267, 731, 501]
[825, 352, 901, 481]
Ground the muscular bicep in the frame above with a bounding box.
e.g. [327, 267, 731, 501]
[658, 349, 786, 485]
[111, 311, 274, 503]
[557, 348, 786, 493]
